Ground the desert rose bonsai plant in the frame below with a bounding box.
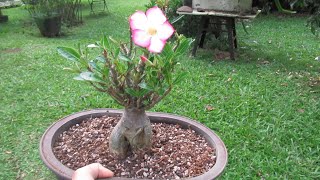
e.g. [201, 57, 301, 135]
[58, 6, 193, 158]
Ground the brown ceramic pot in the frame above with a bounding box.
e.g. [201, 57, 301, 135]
[40, 109, 227, 180]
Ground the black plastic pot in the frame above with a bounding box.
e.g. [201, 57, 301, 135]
[0, 15, 8, 23]
[34, 15, 62, 37]
[40, 109, 228, 180]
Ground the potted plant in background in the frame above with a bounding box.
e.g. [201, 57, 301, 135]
[0, 0, 8, 23]
[0, 7, 8, 23]
[40, 6, 227, 179]
[0, 0, 23, 23]
[22, 0, 66, 37]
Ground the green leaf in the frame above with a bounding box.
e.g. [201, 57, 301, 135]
[138, 89, 150, 97]
[57, 47, 81, 63]
[125, 88, 139, 97]
[73, 75, 85, 81]
[101, 34, 110, 49]
[163, 69, 172, 85]
[63, 67, 81, 73]
[171, 15, 184, 24]
[161, 43, 175, 60]
[109, 36, 118, 44]
[89, 61, 102, 73]
[175, 37, 194, 56]
[79, 72, 105, 83]
[174, 72, 187, 84]
[96, 56, 106, 63]
[157, 87, 166, 95]
[114, 47, 120, 58]
[138, 82, 152, 90]
[118, 53, 131, 62]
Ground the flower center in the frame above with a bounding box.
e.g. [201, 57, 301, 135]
[147, 27, 157, 36]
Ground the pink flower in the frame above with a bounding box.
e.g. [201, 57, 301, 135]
[129, 6, 175, 53]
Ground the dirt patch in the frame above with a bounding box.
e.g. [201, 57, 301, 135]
[2, 48, 22, 54]
[53, 116, 216, 179]
[213, 49, 232, 60]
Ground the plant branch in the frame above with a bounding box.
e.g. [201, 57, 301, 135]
[144, 86, 172, 110]
[107, 87, 126, 106]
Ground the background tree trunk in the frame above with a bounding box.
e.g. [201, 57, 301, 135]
[109, 108, 152, 158]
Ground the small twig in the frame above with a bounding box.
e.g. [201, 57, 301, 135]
[90, 82, 108, 92]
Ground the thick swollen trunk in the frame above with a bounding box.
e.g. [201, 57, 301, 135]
[109, 108, 152, 158]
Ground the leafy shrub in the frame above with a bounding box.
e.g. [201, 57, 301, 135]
[22, 0, 81, 26]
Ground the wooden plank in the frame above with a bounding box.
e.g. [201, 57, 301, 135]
[177, 9, 261, 19]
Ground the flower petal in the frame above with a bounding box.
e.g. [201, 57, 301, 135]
[146, 6, 166, 25]
[156, 21, 175, 41]
[129, 11, 148, 30]
[148, 37, 166, 53]
[132, 29, 151, 48]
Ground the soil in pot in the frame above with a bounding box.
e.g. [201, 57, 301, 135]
[53, 115, 216, 179]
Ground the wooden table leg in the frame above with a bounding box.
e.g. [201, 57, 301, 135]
[199, 17, 210, 48]
[226, 17, 235, 60]
[232, 18, 237, 49]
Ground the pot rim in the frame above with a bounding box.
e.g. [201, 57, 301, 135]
[40, 109, 228, 180]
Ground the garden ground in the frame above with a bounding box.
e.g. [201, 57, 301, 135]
[0, 0, 319, 179]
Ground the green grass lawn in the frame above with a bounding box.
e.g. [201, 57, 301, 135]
[1, 1, 320, 179]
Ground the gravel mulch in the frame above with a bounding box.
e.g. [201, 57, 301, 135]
[53, 116, 216, 179]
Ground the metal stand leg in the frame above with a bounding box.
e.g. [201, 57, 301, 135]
[192, 16, 209, 57]
[88, 0, 108, 14]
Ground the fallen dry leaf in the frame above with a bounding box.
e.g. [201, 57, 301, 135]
[259, 60, 270, 65]
[214, 50, 231, 60]
[205, 105, 215, 111]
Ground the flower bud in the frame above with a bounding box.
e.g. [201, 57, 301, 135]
[140, 55, 148, 63]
